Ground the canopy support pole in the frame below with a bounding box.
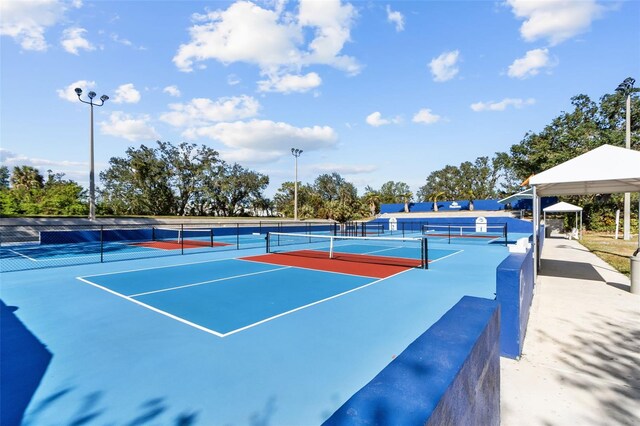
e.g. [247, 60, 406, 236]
[533, 186, 538, 281]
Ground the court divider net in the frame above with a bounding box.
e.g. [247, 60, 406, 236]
[152, 227, 214, 247]
[266, 232, 429, 269]
[421, 223, 507, 245]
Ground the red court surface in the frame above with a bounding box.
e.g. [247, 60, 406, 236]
[131, 240, 233, 250]
[241, 249, 420, 278]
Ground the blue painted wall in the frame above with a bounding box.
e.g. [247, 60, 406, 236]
[380, 199, 505, 213]
[496, 247, 535, 359]
[323, 296, 500, 425]
[371, 216, 533, 234]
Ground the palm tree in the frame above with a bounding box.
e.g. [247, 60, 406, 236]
[430, 191, 445, 212]
[10, 166, 44, 191]
[362, 189, 380, 217]
[402, 191, 413, 213]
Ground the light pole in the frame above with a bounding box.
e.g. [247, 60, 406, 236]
[291, 148, 303, 220]
[75, 87, 109, 221]
[615, 77, 635, 240]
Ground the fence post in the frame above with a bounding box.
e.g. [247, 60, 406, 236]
[423, 237, 428, 269]
[236, 223, 240, 249]
[100, 225, 104, 263]
[181, 223, 184, 255]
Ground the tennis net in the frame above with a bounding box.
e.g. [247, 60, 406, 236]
[421, 224, 507, 245]
[152, 227, 214, 247]
[266, 232, 428, 269]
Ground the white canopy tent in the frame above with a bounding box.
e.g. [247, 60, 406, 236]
[543, 201, 583, 239]
[498, 188, 533, 205]
[528, 144, 640, 280]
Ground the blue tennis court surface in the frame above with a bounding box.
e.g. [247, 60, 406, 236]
[1, 233, 519, 424]
[79, 259, 379, 336]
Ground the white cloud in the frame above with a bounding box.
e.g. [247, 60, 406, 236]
[386, 5, 404, 32]
[506, 0, 604, 46]
[173, 0, 360, 88]
[429, 50, 460, 82]
[1, 148, 86, 168]
[163, 85, 181, 97]
[365, 111, 400, 127]
[312, 163, 377, 174]
[470, 98, 535, 112]
[508, 48, 555, 79]
[0, 148, 89, 184]
[227, 74, 241, 86]
[160, 95, 261, 127]
[0, 0, 78, 51]
[258, 72, 322, 93]
[57, 79, 96, 102]
[110, 33, 145, 50]
[99, 111, 159, 141]
[412, 108, 442, 124]
[298, 0, 360, 74]
[112, 83, 141, 104]
[183, 119, 337, 163]
[61, 27, 94, 55]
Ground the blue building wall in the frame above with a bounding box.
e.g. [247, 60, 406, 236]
[324, 296, 500, 425]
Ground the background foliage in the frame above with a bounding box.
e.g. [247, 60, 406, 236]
[1, 89, 638, 228]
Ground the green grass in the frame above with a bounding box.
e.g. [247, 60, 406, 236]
[580, 231, 639, 277]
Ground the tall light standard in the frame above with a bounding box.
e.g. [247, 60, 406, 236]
[75, 87, 109, 221]
[291, 148, 303, 220]
[615, 77, 635, 240]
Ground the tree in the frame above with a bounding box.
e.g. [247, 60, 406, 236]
[100, 145, 175, 215]
[379, 181, 412, 204]
[157, 141, 220, 216]
[0, 166, 9, 190]
[207, 163, 269, 216]
[314, 173, 346, 202]
[10, 166, 44, 191]
[40, 170, 87, 215]
[362, 186, 380, 216]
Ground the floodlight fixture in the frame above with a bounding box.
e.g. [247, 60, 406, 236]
[291, 148, 303, 220]
[75, 87, 109, 221]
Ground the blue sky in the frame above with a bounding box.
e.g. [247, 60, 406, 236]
[1, 0, 638, 197]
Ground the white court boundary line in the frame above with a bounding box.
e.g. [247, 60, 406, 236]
[128, 266, 291, 297]
[81, 256, 235, 278]
[76, 261, 412, 338]
[428, 249, 464, 264]
[8, 249, 38, 262]
[76, 276, 226, 338]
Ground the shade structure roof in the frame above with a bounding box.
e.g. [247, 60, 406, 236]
[543, 201, 582, 212]
[498, 188, 533, 204]
[528, 144, 640, 196]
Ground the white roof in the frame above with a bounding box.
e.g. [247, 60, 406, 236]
[529, 144, 640, 196]
[543, 201, 582, 212]
[498, 188, 533, 204]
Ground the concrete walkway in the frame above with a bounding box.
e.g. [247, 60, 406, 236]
[501, 236, 640, 425]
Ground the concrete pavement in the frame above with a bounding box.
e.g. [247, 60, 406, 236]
[501, 235, 640, 425]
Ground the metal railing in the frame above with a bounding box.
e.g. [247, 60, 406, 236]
[0, 221, 334, 272]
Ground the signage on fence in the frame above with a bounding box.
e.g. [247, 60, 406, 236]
[475, 216, 487, 232]
[389, 217, 397, 231]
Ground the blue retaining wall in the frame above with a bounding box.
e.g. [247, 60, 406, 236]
[372, 216, 533, 234]
[496, 247, 534, 359]
[324, 296, 500, 425]
[379, 203, 406, 213]
[380, 199, 505, 213]
[40, 229, 152, 244]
